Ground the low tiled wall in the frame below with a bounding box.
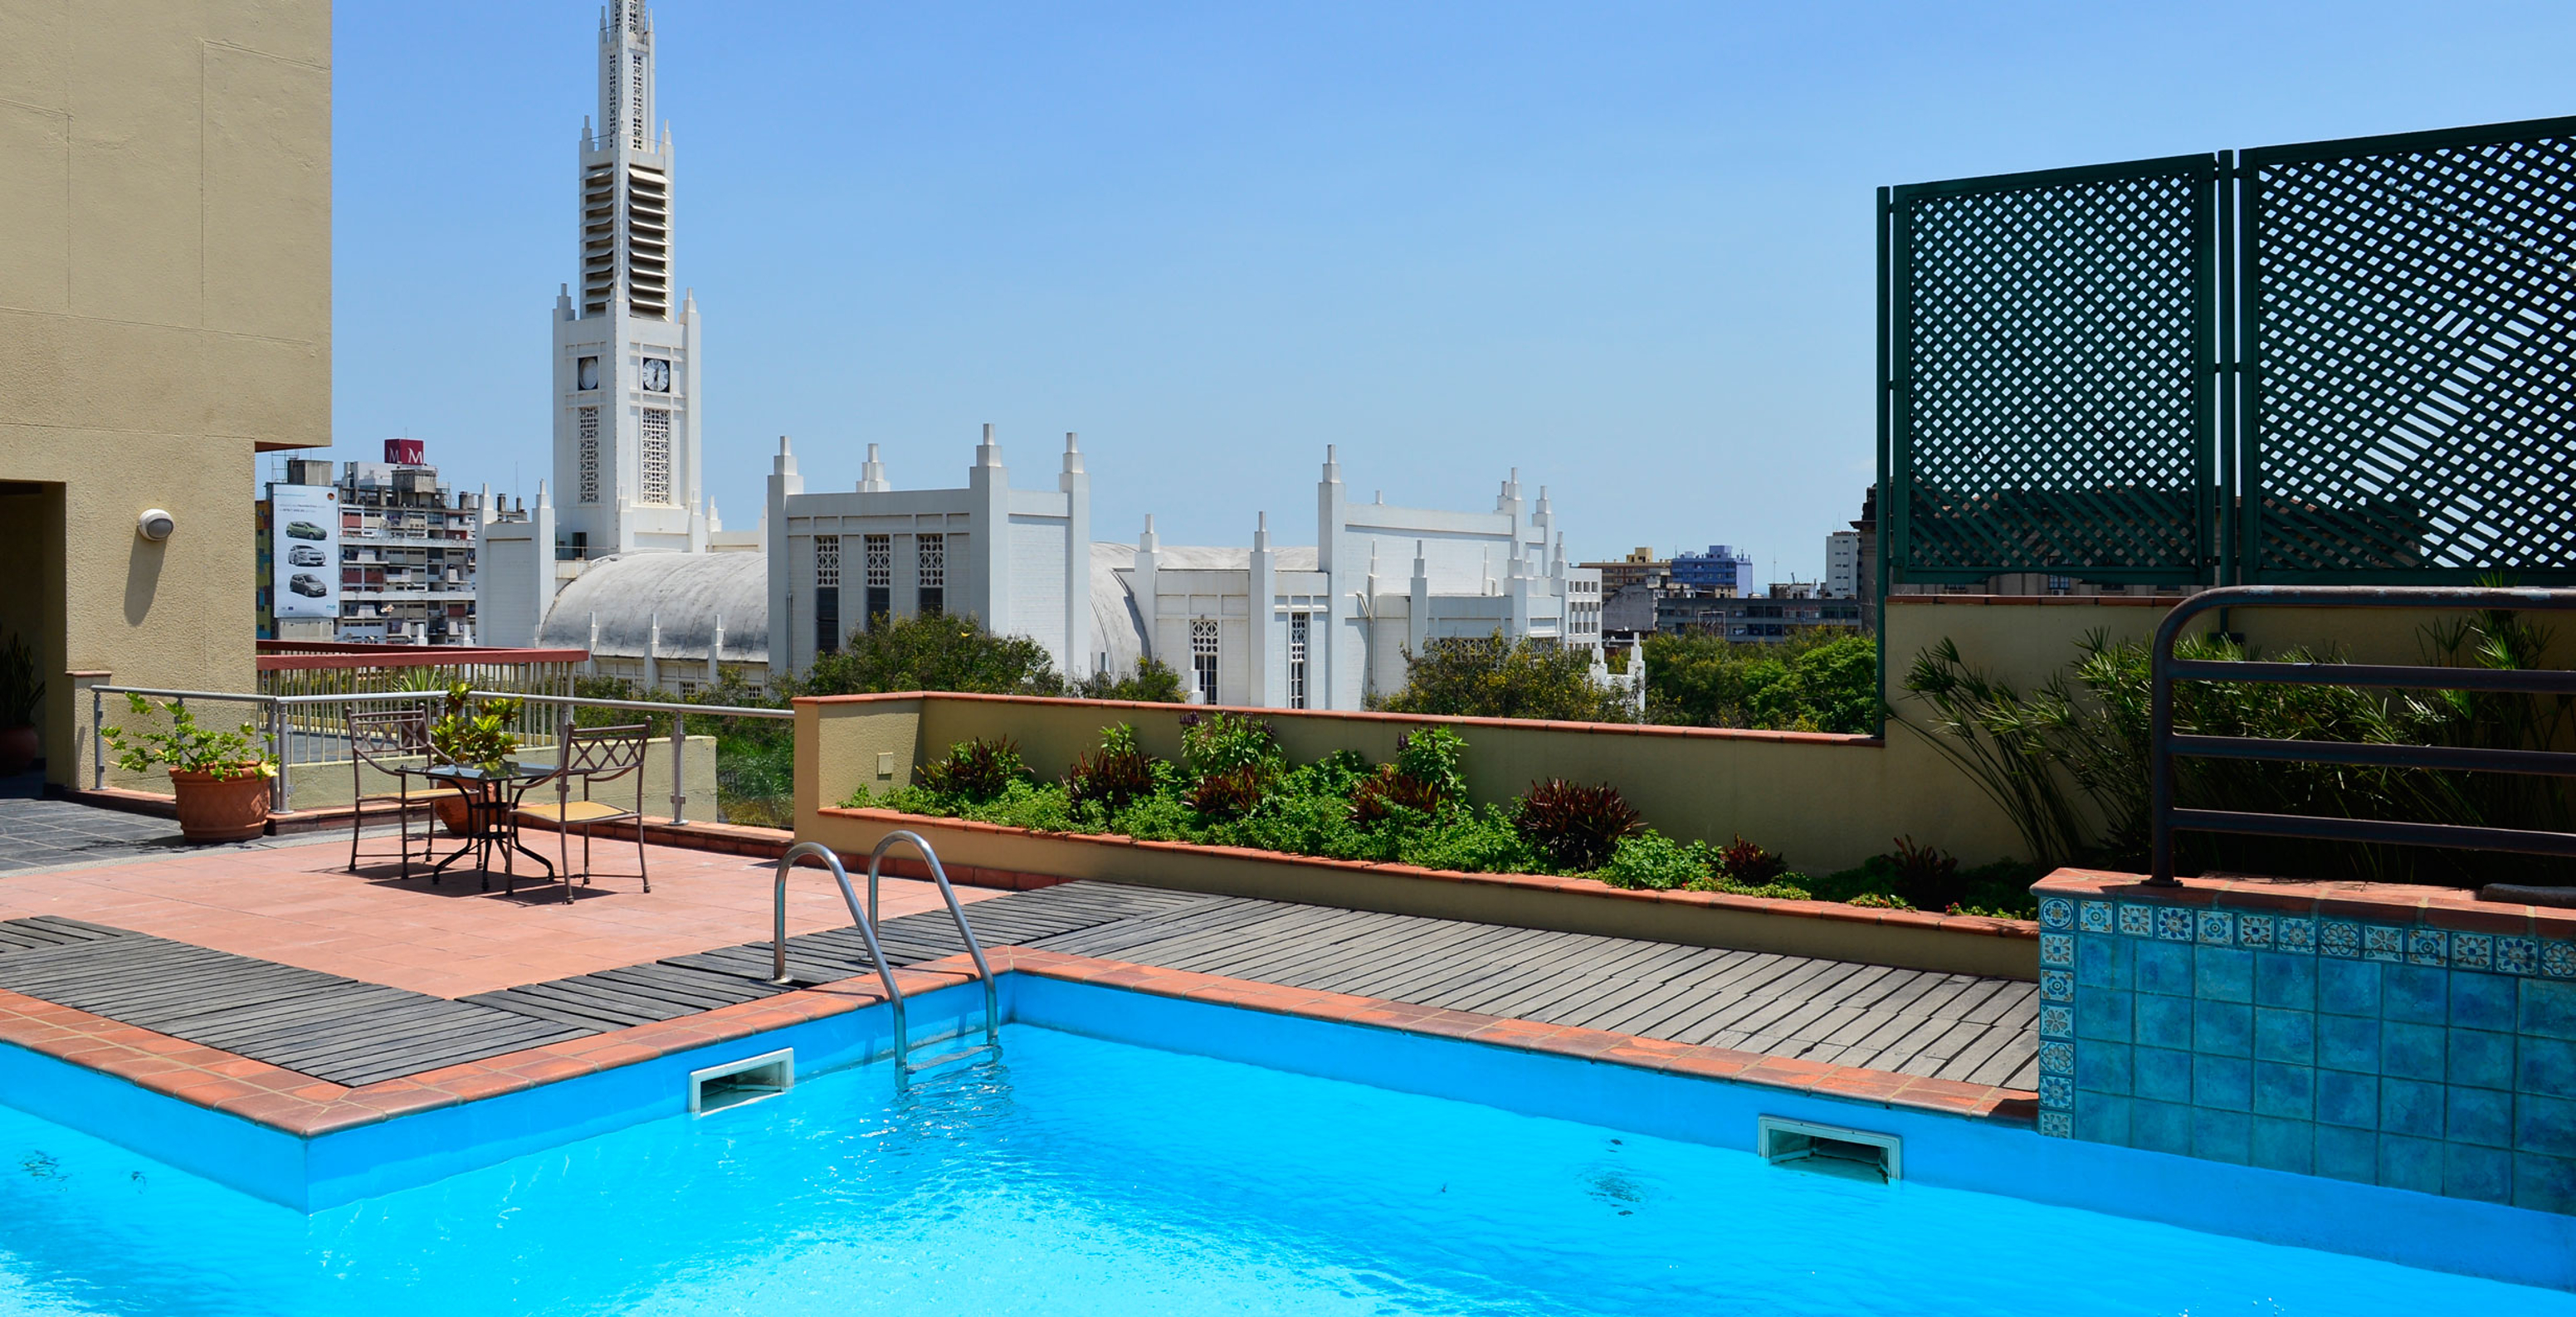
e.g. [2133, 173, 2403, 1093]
[2032, 870, 2576, 1215]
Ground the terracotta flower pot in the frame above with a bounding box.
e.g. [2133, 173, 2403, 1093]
[169, 768, 271, 843]
[0, 724, 35, 777]
[433, 793, 474, 836]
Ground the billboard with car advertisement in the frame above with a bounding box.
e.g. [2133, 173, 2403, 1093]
[270, 483, 340, 620]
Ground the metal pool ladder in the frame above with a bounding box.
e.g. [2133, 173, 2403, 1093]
[769, 832, 1001, 1085]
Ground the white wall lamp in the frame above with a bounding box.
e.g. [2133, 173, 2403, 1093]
[136, 509, 176, 542]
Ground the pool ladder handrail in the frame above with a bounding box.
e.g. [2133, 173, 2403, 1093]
[769, 833, 1001, 1082]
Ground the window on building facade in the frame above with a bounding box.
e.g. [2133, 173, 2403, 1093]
[813, 534, 841, 656]
[577, 407, 600, 504]
[640, 408, 672, 504]
[2046, 574, 2073, 595]
[1287, 612, 1310, 710]
[1191, 619, 1220, 705]
[864, 534, 891, 631]
[917, 534, 945, 617]
[628, 53, 647, 149]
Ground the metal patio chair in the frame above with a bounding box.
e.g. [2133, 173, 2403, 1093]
[347, 705, 439, 879]
[514, 719, 652, 903]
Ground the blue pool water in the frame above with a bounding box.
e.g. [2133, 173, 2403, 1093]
[0, 1023, 2566, 1315]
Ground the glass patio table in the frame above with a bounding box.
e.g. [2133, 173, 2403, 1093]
[422, 761, 559, 891]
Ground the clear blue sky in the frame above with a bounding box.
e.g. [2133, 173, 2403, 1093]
[328, 2, 2575, 582]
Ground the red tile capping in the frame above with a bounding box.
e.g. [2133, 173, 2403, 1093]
[2033, 866, 2576, 939]
[817, 806, 2042, 942]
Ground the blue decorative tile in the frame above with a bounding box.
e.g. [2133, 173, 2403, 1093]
[2254, 952, 2316, 1011]
[2131, 1099, 2191, 1154]
[2362, 924, 2406, 963]
[2195, 947, 2254, 1004]
[2522, 978, 2576, 1041]
[2318, 1014, 2380, 1073]
[2253, 1008, 2315, 1065]
[2193, 1001, 2252, 1058]
[2039, 896, 2075, 929]
[2136, 993, 2193, 1050]
[2250, 1115, 2312, 1174]
[2513, 1153, 2576, 1214]
[2316, 1070, 2379, 1128]
[2117, 903, 2155, 939]
[2192, 1107, 2252, 1165]
[2276, 917, 2316, 953]
[2039, 1003, 2073, 1039]
[2383, 964, 2447, 1025]
[2133, 1046, 2193, 1103]
[2315, 1125, 2377, 1183]
[2447, 1028, 2513, 1092]
[2039, 1041, 2073, 1076]
[2320, 920, 2362, 958]
[2193, 1054, 2252, 1111]
[2444, 1143, 2514, 1206]
[2040, 969, 2074, 1003]
[2547, 941, 2576, 979]
[2076, 1041, 2132, 1095]
[2380, 1021, 2447, 1082]
[2447, 1085, 2515, 1148]
[2405, 927, 2447, 967]
[2237, 914, 2276, 949]
[2520, 1037, 2576, 1095]
[2079, 900, 2113, 934]
[2038, 1110, 2074, 1139]
[2451, 934, 2493, 972]
[2134, 941, 2193, 997]
[2450, 971, 2515, 1032]
[2499, 936, 2540, 976]
[2076, 934, 2130, 989]
[2519, 1094, 2576, 1158]
[2039, 1075, 2075, 1109]
[2196, 910, 2234, 946]
[2076, 988, 2132, 1044]
[2380, 1077, 2445, 1139]
[2252, 1061, 2314, 1120]
[2040, 932, 2074, 968]
[2156, 907, 2194, 943]
[2317, 958, 2382, 1017]
[2378, 1134, 2445, 1194]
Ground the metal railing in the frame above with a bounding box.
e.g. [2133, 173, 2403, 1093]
[2149, 585, 2576, 885]
[89, 684, 790, 827]
[769, 835, 1000, 1085]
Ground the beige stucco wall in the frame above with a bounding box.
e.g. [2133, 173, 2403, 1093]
[0, 1, 331, 788]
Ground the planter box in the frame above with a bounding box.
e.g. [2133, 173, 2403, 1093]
[810, 806, 2040, 981]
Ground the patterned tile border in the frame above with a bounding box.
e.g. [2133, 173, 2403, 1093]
[0, 947, 2038, 1140]
[2028, 870, 2576, 1137]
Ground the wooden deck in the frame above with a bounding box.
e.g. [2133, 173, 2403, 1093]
[0, 881, 2038, 1091]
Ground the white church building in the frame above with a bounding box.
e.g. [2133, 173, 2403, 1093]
[478, 1, 1616, 710]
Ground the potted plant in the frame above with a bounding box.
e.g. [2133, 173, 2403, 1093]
[427, 683, 523, 835]
[99, 693, 276, 842]
[0, 632, 38, 777]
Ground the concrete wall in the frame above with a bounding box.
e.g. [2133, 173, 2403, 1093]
[0, 1, 332, 788]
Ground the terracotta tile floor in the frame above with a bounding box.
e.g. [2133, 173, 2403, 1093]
[0, 831, 998, 999]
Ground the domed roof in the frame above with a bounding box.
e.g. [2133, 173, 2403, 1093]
[537, 551, 768, 663]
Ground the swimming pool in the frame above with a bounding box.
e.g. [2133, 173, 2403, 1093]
[1, 1010, 2569, 1315]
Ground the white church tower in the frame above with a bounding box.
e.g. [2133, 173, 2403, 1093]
[550, 0, 706, 559]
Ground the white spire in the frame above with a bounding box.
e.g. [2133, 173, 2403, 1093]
[1254, 511, 1271, 551]
[1139, 515, 1159, 552]
[858, 442, 890, 491]
[1062, 432, 1085, 475]
[975, 422, 1004, 468]
[1322, 443, 1342, 484]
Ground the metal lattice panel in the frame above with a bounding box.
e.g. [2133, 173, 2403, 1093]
[2244, 125, 2576, 582]
[1892, 159, 2213, 580]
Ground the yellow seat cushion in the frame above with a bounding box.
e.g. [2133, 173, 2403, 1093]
[515, 799, 634, 824]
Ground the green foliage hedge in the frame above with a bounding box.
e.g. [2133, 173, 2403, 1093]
[845, 719, 2041, 919]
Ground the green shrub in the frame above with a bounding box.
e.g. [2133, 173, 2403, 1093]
[1374, 632, 1635, 723]
[1393, 727, 1469, 803]
[1597, 832, 1712, 890]
[1181, 710, 1282, 778]
[1644, 631, 1879, 733]
[1066, 723, 1158, 814]
[1515, 778, 1643, 871]
[1710, 834, 1788, 885]
[918, 736, 1029, 803]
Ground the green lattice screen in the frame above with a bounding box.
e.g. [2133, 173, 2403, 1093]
[2241, 120, 2576, 583]
[1888, 157, 2217, 583]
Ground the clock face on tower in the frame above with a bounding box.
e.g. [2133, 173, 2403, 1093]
[641, 358, 671, 393]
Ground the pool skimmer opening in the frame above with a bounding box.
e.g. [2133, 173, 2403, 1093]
[690, 1049, 793, 1116]
[1758, 1115, 1902, 1183]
